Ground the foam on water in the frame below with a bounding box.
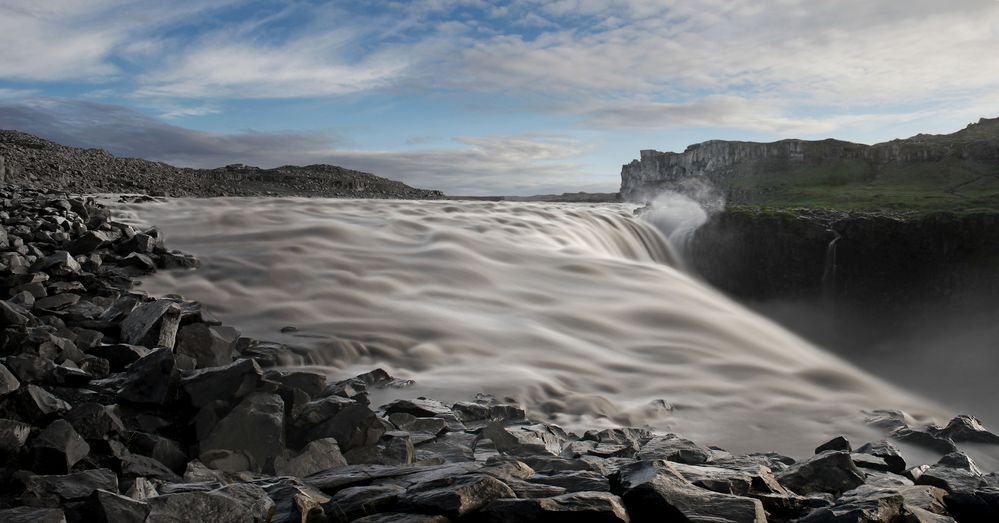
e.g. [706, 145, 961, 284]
[118, 197, 946, 456]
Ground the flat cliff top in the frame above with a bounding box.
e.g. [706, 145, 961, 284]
[0, 129, 444, 199]
[623, 117, 999, 214]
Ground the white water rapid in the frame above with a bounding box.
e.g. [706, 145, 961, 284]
[118, 198, 946, 456]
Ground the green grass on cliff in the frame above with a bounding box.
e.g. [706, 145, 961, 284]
[728, 158, 999, 214]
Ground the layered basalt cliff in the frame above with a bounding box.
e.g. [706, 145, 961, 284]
[620, 117, 999, 206]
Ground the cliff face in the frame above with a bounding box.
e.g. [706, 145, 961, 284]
[620, 118, 999, 204]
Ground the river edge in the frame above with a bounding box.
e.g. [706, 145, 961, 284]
[1, 190, 997, 522]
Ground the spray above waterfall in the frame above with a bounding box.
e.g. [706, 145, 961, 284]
[633, 179, 725, 264]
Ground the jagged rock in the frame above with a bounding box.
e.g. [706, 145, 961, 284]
[777, 451, 866, 495]
[258, 477, 329, 523]
[34, 292, 80, 311]
[521, 455, 594, 473]
[175, 322, 234, 368]
[145, 483, 276, 523]
[21, 468, 118, 507]
[201, 392, 285, 473]
[398, 473, 516, 519]
[87, 344, 150, 371]
[387, 412, 447, 444]
[816, 436, 852, 454]
[117, 347, 177, 405]
[530, 471, 610, 493]
[0, 507, 67, 523]
[610, 460, 766, 523]
[345, 431, 415, 466]
[159, 251, 201, 269]
[120, 300, 181, 348]
[323, 484, 404, 522]
[353, 514, 448, 523]
[82, 489, 150, 523]
[121, 453, 183, 482]
[916, 452, 986, 493]
[0, 362, 20, 395]
[479, 491, 630, 522]
[299, 395, 358, 425]
[200, 448, 253, 473]
[65, 402, 125, 440]
[5, 354, 54, 383]
[636, 433, 712, 464]
[943, 487, 999, 521]
[930, 415, 999, 444]
[891, 427, 958, 454]
[15, 384, 71, 418]
[9, 290, 34, 308]
[799, 484, 905, 522]
[37, 251, 80, 276]
[119, 233, 156, 254]
[263, 368, 327, 398]
[325, 368, 413, 399]
[120, 252, 157, 272]
[126, 431, 188, 472]
[0, 417, 31, 454]
[181, 357, 263, 408]
[383, 398, 453, 417]
[303, 402, 386, 452]
[31, 419, 90, 473]
[857, 440, 906, 474]
[66, 230, 113, 254]
[0, 300, 31, 325]
[274, 437, 347, 478]
[483, 422, 568, 457]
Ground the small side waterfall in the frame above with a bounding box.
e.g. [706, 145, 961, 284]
[822, 228, 842, 307]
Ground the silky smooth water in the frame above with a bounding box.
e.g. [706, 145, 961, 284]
[118, 197, 947, 456]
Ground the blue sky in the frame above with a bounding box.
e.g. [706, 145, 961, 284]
[1, 0, 998, 195]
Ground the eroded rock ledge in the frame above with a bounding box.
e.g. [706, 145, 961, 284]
[0, 189, 997, 522]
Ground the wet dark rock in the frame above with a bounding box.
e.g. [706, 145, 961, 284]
[34, 293, 80, 312]
[610, 460, 766, 523]
[383, 398, 453, 418]
[943, 487, 999, 522]
[21, 468, 118, 507]
[5, 353, 54, 383]
[530, 470, 610, 493]
[852, 453, 892, 473]
[81, 489, 150, 523]
[636, 433, 712, 464]
[175, 322, 234, 368]
[387, 412, 448, 444]
[0, 506, 67, 523]
[326, 368, 413, 400]
[119, 300, 181, 348]
[274, 437, 347, 478]
[66, 230, 113, 255]
[201, 392, 285, 473]
[303, 402, 386, 452]
[352, 514, 449, 523]
[126, 431, 188, 472]
[397, 472, 516, 519]
[121, 453, 183, 482]
[31, 419, 90, 473]
[344, 431, 415, 466]
[916, 453, 986, 494]
[799, 484, 905, 523]
[891, 427, 958, 455]
[264, 368, 326, 398]
[930, 415, 999, 445]
[87, 344, 150, 371]
[9, 290, 34, 308]
[484, 422, 568, 457]
[64, 402, 125, 440]
[258, 477, 329, 523]
[480, 491, 630, 523]
[816, 436, 852, 454]
[0, 300, 31, 325]
[0, 362, 20, 395]
[857, 440, 906, 474]
[36, 251, 80, 276]
[777, 451, 867, 496]
[145, 483, 276, 523]
[0, 417, 31, 455]
[14, 384, 71, 419]
[181, 357, 263, 408]
[323, 484, 404, 522]
[117, 347, 177, 405]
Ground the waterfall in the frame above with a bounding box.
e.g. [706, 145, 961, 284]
[822, 228, 842, 306]
[118, 197, 942, 456]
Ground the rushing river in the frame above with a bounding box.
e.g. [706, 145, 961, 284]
[118, 197, 948, 457]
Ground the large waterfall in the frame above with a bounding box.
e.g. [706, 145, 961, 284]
[119, 198, 944, 456]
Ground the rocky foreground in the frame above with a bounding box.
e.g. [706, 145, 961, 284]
[0, 190, 997, 522]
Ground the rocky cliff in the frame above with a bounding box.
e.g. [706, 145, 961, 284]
[621, 117, 999, 209]
[0, 130, 445, 199]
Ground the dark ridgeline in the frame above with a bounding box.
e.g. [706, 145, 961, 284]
[0, 130, 445, 199]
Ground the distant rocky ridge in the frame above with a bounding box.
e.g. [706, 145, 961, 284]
[620, 117, 999, 206]
[0, 130, 444, 199]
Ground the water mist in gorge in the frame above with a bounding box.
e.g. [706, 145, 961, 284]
[118, 197, 952, 457]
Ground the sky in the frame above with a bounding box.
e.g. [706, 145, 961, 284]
[0, 0, 997, 195]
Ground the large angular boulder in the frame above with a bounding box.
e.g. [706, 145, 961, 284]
[117, 348, 177, 405]
[181, 357, 262, 408]
[22, 468, 118, 508]
[0, 362, 20, 396]
[479, 491, 630, 522]
[0, 507, 67, 523]
[31, 419, 90, 473]
[120, 300, 181, 348]
[145, 483, 275, 523]
[81, 489, 150, 523]
[777, 451, 866, 495]
[799, 484, 904, 523]
[274, 438, 347, 478]
[201, 392, 286, 473]
[175, 322, 234, 368]
[483, 422, 568, 457]
[636, 433, 712, 464]
[610, 460, 766, 523]
[398, 473, 516, 519]
[0, 418, 32, 454]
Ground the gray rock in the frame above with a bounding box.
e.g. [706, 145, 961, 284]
[610, 460, 766, 523]
[175, 322, 234, 368]
[344, 431, 415, 466]
[930, 415, 999, 444]
[383, 398, 453, 417]
[15, 384, 71, 418]
[941, 487, 999, 521]
[0, 417, 32, 454]
[145, 483, 275, 523]
[181, 357, 263, 408]
[483, 422, 568, 457]
[83, 489, 150, 523]
[37, 251, 81, 276]
[799, 484, 904, 523]
[387, 412, 448, 442]
[636, 433, 712, 464]
[65, 402, 125, 440]
[0, 299, 31, 325]
[274, 437, 347, 478]
[479, 491, 630, 523]
[31, 419, 90, 473]
[777, 451, 866, 495]
[9, 290, 35, 308]
[121, 252, 157, 272]
[34, 292, 80, 311]
[857, 440, 906, 474]
[816, 436, 852, 454]
[201, 392, 285, 473]
[352, 514, 448, 523]
[0, 507, 67, 523]
[891, 427, 958, 454]
[22, 468, 118, 507]
[916, 452, 986, 493]
[398, 473, 516, 519]
[530, 470, 610, 493]
[87, 344, 150, 371]
[323, 484, 404, 522]
[126, 431, 188, 472]
[121, 453, 183, 482]
[117, 347, 177, 405]
[67, 230, 113, 254]
[303, 402, 386, 452]
[120, 299, 181, 348]
[0, 362, 20, 396]
[258, 477, 329, 523]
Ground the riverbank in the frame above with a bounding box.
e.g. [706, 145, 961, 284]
[0, 189, 997, 521]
